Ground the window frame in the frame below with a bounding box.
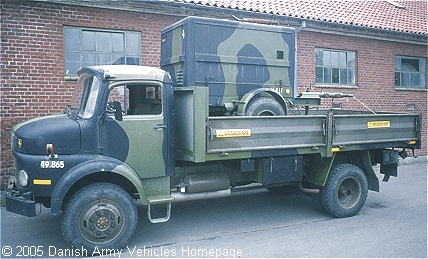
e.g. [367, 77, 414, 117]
[394, 56, 426, 89]
[63, 26, 141, 77]
[107, 82, 163, 117]
[315, 48, 357, 88]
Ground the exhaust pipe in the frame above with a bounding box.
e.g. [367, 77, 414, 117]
[299, 183, 320, 194]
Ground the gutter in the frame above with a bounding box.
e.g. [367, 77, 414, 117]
[30, 0, 427, 45]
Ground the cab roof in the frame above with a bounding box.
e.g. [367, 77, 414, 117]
[78, 65, 168, 82]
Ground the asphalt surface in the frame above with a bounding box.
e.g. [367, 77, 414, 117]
[1, 163, 426, 258]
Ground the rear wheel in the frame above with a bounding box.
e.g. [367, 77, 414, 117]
[245, 97, 285, 116]
[319, 164, 368, 218]
[61, 182, 137, 253]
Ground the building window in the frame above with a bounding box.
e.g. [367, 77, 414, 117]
[395, 56, 426, 88]
[315, 49, 356, 86]
[64, 26, 141, 76]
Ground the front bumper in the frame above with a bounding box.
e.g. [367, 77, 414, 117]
[6, 191, 37, 217]
[6, 176, 37, 217]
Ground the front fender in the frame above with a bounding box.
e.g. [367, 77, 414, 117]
[50, 156, 146, 215]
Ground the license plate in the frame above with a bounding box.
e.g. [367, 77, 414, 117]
[40, 160, 65, 169]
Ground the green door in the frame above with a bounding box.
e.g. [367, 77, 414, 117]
[101, 83, 167, 178]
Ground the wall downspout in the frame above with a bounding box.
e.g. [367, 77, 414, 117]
[293, 20, 306, 98]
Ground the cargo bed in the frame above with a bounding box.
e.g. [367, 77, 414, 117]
[174, 87, 421, 162]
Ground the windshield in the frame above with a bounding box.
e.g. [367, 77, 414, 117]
[68, 72, 101, 119]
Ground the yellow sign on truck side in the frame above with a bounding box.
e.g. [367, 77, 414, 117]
[216, 129, 252, 138]
[367, 121, 390, 129]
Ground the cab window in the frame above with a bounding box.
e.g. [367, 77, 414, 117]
[107, 84, 162, 117]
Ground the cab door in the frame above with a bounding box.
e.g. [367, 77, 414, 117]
[100, 82, 173, 179]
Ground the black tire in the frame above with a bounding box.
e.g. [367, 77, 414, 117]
[61, 183, 137, 253]
[245, 97, 285, 116]
[319, 164, 368, 218]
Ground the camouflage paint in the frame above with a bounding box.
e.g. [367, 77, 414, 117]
[93, 66, 175, 180]
[161, 17, 295, 110]
[112, 164, 172, 205]
[216, 22, 292, 104]
[110, 116, 165, 179]
[12, 114, 80, 155]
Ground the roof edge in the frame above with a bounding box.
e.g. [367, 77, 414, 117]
[27, 0, 428, 45]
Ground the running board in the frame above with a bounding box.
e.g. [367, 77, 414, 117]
[147, 202, 171, 223]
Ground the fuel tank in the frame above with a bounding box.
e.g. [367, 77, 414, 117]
[184, 172, 231, 193]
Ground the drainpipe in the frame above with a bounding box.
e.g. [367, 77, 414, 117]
[293, 20, 306, 98]
[296, 20, 306, 34]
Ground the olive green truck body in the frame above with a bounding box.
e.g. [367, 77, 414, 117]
[6, 17, 421, 252]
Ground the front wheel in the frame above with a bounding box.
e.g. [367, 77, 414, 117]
[61, 182, 138, 253]
[319, 164, 368, 218]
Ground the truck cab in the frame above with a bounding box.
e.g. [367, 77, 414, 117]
[8, 65, 175, 216]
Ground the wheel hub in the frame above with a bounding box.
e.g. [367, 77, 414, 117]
[96, 215, 109, 229]
[79, 201, 124, 244]
[337, 177, 361, 209]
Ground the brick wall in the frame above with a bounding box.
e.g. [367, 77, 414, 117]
[0, 1, 180, 188]
[1, 1, 426, 189]
[297, 30, 427, 155]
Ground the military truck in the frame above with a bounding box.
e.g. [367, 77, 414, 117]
[6, 17, 421, 252]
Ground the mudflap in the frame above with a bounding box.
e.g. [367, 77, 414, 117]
[378, 150, 399, 182]
[380, 164, 398, 182]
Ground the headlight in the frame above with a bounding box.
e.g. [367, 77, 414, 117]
[18, 169, 29, 187]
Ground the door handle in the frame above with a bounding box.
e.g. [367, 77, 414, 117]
[153, 124, 167, 130]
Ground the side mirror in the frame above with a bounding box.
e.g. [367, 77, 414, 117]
[107, 101, 123, 121]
